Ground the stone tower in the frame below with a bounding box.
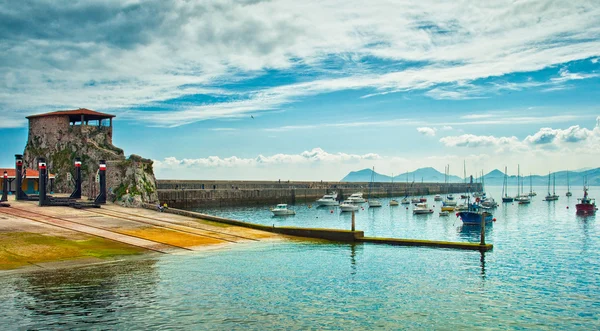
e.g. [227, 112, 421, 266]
[23, 108, 158, 203]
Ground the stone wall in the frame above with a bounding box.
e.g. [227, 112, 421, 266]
[157, 181, 481, 208]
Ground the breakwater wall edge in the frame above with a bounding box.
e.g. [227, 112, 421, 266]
[157, 180, 482, 209]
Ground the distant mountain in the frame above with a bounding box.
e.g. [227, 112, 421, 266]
[480, 168, 600, 187]
[341, 169, 392, 182]
[341, 167, 462, 183]
[342, 167, 600, 186]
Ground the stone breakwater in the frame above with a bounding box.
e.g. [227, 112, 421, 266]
[157, 180, 481, 208]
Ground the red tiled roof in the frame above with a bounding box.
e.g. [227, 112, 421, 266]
[26, 108, 115, 119]
[0, 168, 55, 179]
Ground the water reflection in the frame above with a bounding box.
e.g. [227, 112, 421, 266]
[10, 259, 159, 329]
[457, 224, 493, 243]
[577, 213, 595, 252]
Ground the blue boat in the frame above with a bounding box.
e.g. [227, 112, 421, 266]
[457, 202, 493, 225]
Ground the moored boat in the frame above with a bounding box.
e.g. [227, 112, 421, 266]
[434, 195, 443, 201]
[316, 192, 339, 206]
[457, 203, 493, 225]
[439, 211, 450, 216]
[501, 166, 513, 202]
[347, 193, 366, 204]
[401, 198, 410, 204]
[576, 183, 597, 215]
[340, 201, 360, 212]
[413, 203, 433, 214]
[271, 204, 296, 216]
[390, 199, 399, 206]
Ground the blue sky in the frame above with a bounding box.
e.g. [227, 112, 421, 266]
[1, 0, 599, 180]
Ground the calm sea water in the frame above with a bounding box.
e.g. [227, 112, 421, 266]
[1, 185, 598, 330]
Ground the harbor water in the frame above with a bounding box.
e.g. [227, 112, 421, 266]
[1, 185, 598, 329]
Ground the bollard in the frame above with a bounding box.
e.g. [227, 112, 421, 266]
[351, 210, 356, 232]
[14, 154, 28, 200]
[94, 160, 106, 204]
[38, 158, 47, 206]
[1, 171, 8, 202]
[69, 157, 82, 199]
[480, 212, 486, 245]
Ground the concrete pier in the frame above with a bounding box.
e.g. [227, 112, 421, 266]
[150, 205, 493, 251]
[157, 180, 481, 208]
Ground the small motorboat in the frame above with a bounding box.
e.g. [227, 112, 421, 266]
[434, 195, 443, 201]
[401, 198, 410, 205]
[446, 194, 455, 200]
[340, 201, 360, 212]
[390, 199, 399, 206]
[368, 199, 382, 207]
[413, 203, 433, 214]
[271, 204, 295, 216]
[316, 192, 339, 206]
[347, 193, 366, 203]
[411, 197, 420, 204]
[439, 211, 450, 216]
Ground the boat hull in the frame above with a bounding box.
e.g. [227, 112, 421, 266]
[502, 197, 514, 202]
[272, 210, 295, 216]
[340, 204, 359, 212]
[458, 211, 493, 225]
[316, 199, 339, 206]
[576, 203, 596, 215]
[368, 200, 382, 207]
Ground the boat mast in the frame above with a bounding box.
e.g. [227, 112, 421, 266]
[502, 166, 507, 198]
[518, 164, 521, 196]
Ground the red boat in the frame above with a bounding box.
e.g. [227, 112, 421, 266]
[576, 186, 597, 215]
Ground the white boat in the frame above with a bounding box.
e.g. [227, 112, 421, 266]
[413, 203, 433, 214]
[366, 167, 382, 207]
[340, 201, 360, 212]
[439, 211, 450, 216]
[434, 195, 443, 201]
[411, 197, 420, 204]
[316, 192, 339, 206]
[347, 193, 366, 203]
[271, 204, 295, 216]
[544, 172, 559, 201]
[446, 194, 455, 200]
[401, 198, 410, 204]
[390, 199, 399, 206]
[368, 200, 382, 207]
[515, 195, 531, 204]
[443, 199, 457, 207]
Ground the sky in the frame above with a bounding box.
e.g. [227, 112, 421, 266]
[1, 0, 599, 180]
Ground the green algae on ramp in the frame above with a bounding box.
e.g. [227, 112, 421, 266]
[0, 232, 146, 270]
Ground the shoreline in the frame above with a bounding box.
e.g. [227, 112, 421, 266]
[0, 196, 282, 273]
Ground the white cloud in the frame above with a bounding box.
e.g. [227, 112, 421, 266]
[524, 125, 594, 144]
[154, 148, 381, 169]
[417, 127, 437, 136]
[1, 0, 600, 127]
[440, 134, 519, 147]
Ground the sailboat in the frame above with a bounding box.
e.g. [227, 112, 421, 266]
[443, 165, 457, 208]
[544, 172, 559, 201]
[419, 177, 427, 202]
[368, 167, 382, 207]
[390, 173, 399, 206]
[401, 172, 411, 204]
[566, 170, 572, 197]
[528, 173, 537, 196]
[502, 166, 513, 202]
[515, 165, 530, 204]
